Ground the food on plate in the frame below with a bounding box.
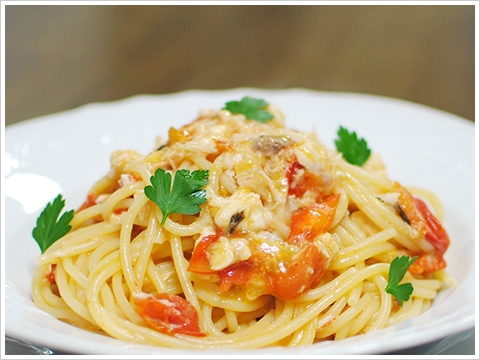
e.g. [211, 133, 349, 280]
[31, 97, 451, 348]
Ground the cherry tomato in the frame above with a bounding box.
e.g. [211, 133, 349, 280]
[271, 243, 327, 300]
[288, 194, 340, 244]
[395, 183, 450, 274]
[216, 261, 256, 293]
[188, 232, 258, 293]
[408, 252, 447, 274]
[134, 293, 205, 337]
[286, 159, 323, 198]
[187, 229, 223, 274]
[413, 197, 450, 255]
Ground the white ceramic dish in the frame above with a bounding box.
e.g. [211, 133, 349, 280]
[3, 88, 476, 355]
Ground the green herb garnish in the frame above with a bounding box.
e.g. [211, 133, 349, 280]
[334, 126, 371, 166]
[145, 168, 209, 225]
[223, 97, 274, 123]
[385, 255, 418, 306]
[32, 194, 74, 253]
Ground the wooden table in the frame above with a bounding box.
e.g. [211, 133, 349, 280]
[3, 3, 477, 356]
[5, 4, 475, 124]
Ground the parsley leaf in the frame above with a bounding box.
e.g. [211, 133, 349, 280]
[32, 194, 74, 254]
[334, 126, 371, 166]
[145, 168, 209, 225]
[385, 255, 418, 306]
[223, 97, 274, 123]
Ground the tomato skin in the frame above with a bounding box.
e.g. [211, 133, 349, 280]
[408, 198, 450, 274]
[187, 229, 224, 274]
[395, 183, 450, 274]
[408, 253, 447, 274]
[287, 159, 325, 198]
[134, 293, 205, 337]
[271, 243, 327, 300]
[413, 198, 450, 255]
[288, 194, 340, 244]
[188, 232, 257, 293]
[217, 261, 256, 293]
[286, 160, 307, 197]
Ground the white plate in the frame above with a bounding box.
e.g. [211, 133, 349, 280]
[3, 88, 476, 355]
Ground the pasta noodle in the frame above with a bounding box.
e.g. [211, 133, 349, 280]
[31, 100, 451, 349]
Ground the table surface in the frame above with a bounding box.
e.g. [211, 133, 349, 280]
[5, 4, 475, 126]
[3, 3, 476, 356]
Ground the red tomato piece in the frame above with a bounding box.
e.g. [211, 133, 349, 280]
[134, 293, 205, 337]
[286, 159, 324, 198]
[395, 183, 450, 274]
[286, 159, 306, 197]
[408, 252, 447, 274]
[408, 198, 450, 274]
[217, 261, 256, 293]
[413, 197, 450, 255]
[187, 229, 224, 274]
[271, 243, 327, 300]
[288, 194, 340, 244]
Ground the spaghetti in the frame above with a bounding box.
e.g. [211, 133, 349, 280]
[31, 100, 451, 348]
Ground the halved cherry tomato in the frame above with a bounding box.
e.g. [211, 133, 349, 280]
[134, 293, 205, 337]
[413, 197, 450, 255]
[288, 194, 340, 244]
[271, 243, 327, 300]
[217, 261, 256, 293]
[187, 229, 224, 274]
[395, 183, 450, 274]
[408, 197, 450, 274]
[188, 230, 258, 293]
[408, 252, 447, 274]
[286, 159, 306, 197]
[272, 195, 338, 299]
[286, 158, 323, 198]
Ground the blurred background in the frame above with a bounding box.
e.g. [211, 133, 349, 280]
[5, 4, 476, 126]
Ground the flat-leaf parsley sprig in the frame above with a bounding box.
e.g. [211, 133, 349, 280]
[145, 168, 209, 225]
[385, 255, 418, 306]
[32, 194, 74, 254]
[223, 97, 274, 123]
[335, 126, 371, 166]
